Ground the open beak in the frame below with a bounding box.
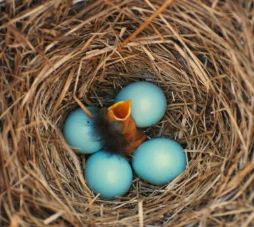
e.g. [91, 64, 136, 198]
[107, 100, 146, 155]
[107, 100, 132, 122]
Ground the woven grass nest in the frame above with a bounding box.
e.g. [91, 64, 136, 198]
[1, 0, 254, 226]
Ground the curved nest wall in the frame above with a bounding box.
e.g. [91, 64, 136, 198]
[1, 0, 254, 226]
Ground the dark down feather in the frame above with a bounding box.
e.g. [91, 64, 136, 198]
[94, 108, 128, 153]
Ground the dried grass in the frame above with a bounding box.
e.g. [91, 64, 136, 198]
[1, 0, 254, 226]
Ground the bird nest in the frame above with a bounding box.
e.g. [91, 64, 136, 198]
[1, 0, 254, 226]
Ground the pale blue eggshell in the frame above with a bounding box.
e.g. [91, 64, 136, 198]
[115, 81, 167, 128]
[63, 107, 102, 154]
[132, 138, 187, 185]
[85, 150, 133, 200]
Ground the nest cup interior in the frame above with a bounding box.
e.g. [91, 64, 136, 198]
[1, 0, 254, 226]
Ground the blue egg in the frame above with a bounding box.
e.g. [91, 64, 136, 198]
[115, 81, 167, 128]
[85, 150, 133, 199]
[132, 138, 187, 185]
[63, 107, 102, 154]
